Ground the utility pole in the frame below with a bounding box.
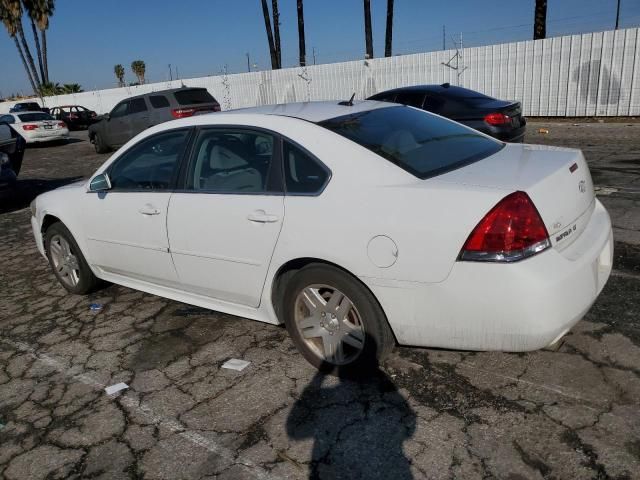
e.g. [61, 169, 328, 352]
[246, 53, 251, 72]
[442, 25, 446, 50]
[615, 0, 621, 29]
[312, 47, 317, 65]
[168, 64, 173, 81]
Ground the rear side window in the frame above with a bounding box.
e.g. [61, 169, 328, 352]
[174, 89, 215, 105]
[283, 142, 329, 194]
[395, 92, 425, 108]
[319, 106, 504, 180]
[129, 98, 148, 114]
[18, 113, 52, 122]
[149, 95, 170, 108]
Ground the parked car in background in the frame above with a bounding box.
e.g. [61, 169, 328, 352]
[368, 84, 526, 142]
[9, 101, 47, 114]
[88, 87, 221, 153]
[0, 122, 26, 191]
[0, 112, 69, 144]
[50, 105, 98, 130]
[31, 101, 612, 372]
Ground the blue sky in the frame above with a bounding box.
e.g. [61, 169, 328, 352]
[1, 0, 639, 95]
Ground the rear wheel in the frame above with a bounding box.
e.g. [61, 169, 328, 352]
[45, 222, 100, 294]
[93, 133, 109, 154]
[282, 264, 395, 374]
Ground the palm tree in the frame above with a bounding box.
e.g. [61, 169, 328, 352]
[61, 83, 82, 94]
[271, 0, 281, 68]
[0, 0, 38, 92]
[39, 81, 60, 96]
[131, 60, 146, 84]
[260, 0, 279, 69]
[297, 0, 305, 66]
[22, 0, 54, 83]
[384, 0, 394, 57]
[114, 64, 125, 87]
[534, 0, 547, 40]
[364, 0, 373, 59]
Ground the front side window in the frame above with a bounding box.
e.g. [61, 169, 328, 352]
[129, 98, 148, 114]
[108, 129, 190, 191]
[319, 106, 504, 180]
[283, 142, 329, 194]
[186, 129, 277, 193]
[110, 101, 129, 118]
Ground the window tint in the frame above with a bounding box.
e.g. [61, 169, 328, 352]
[319, 106, 504, 180]
[18, 113, 53, 122]
[395, 92, 425, 108]
[423, 94, 446, 113]
[0, 115, 15, 124]
[174, 88, 215, 105]
[110, 101, 129, 118]
[108, 130, 189, 191]
[149, 95, 170, 108]
[283, 142, 329, 194]
[129, 98, 148, 114]
[187, 129, 275, 193]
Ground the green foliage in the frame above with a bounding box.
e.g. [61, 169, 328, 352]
[130, 59, 146, 84]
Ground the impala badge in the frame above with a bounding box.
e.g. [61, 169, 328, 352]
[579, 180, 587, 193]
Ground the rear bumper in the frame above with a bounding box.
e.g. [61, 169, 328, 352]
[23, 130, 69, 143]
[365, 199, 613, 352]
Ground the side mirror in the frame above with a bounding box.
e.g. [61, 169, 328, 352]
[89, 173, 112, 192]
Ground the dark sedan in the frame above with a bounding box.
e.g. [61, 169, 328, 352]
[368, 84, 526, 142]
[50, 105, 98, 130]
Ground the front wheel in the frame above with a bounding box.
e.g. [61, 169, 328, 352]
[93, 133, 109, 154]
[283, 264, 395, 374]
[45, 222, 100, 294]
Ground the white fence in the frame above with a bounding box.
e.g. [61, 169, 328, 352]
[2, 27, 639, 116]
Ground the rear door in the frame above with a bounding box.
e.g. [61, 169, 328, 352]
[167, 127, 284, 307]
[129, 97, 151, 138]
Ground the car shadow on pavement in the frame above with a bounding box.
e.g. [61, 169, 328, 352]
[286, 340, 416, 479]
[0, 176, 84, 214]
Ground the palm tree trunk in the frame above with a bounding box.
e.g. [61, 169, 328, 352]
[29, 18, 46, 85]
[297, 0, 306, 66]
[271, 0, 281, 68]
[13, 36, 38, 94]
[260, 0, 279, 70]
[17, 21, 41, 88]
[534, 0, 547, 40]
[364, 0, 373, 59]
[384, 0, 394, 57]
[41, 30, 49, 83]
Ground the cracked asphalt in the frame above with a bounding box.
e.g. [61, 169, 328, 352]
[1, 122, 639, 479]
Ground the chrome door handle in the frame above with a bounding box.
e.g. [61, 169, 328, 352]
[247, 210, 279, 223]
[139, 204, 161, 216]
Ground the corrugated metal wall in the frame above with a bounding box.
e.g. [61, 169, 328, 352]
[1, 27, 638, 116]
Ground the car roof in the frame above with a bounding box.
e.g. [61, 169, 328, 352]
[124, 86, 209, 101]
[228, 100, 394, 123]
[371, 84, 481, 96]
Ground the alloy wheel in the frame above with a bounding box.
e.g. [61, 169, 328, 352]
[49, 234, 80, 288]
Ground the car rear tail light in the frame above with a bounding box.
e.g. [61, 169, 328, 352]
[22, 124, 38, 130]
[171, 108, 196, 119]
[213, 104, 221, 112]
[58, 121, 66, 128]
[459, 191, 550, 263]
[484, 112, 509, 125]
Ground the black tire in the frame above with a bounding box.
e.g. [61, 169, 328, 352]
[44, 222, 101, 295]
[93, 133, 109, 154]
[282, 264, 395, 375]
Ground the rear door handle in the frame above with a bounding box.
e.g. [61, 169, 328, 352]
[139, 204, 161, 216]
[247, 210, 279, 223]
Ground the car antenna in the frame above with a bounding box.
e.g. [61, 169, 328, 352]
[338, 93, 356, 106]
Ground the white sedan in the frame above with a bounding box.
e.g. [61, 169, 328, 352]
[30, 101, 613, 371]
[0, 111, 69, 144]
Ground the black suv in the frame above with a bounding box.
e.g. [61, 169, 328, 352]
[89, 87, 220, 153]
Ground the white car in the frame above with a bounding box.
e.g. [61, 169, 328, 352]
[0, 111, 69, 144]
[30, 101, 613, 371]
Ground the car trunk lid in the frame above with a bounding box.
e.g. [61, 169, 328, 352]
[434, 143, 595, 251]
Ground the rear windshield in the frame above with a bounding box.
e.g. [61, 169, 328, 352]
[18, 113, 53, 122]
[173, 89, 216, 105]
[319, 106, 504, 179]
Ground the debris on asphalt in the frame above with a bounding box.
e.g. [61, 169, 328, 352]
[105, 382, 129, 395]
[89, 303, 103, 312]
[538, 128, 549, 134]
[221, 359, 251, 371]
[595, 186, 619, 196]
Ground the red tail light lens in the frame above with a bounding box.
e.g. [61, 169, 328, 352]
[459, 191, 550, 262]
[484, 112, 509, 125]
[58, 121, 66, 128]
[22, 124, 38, 130]
[171, 108, 196, 119]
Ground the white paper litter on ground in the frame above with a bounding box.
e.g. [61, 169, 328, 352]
[105, 382, 129, 395]
[221, 359, 251, 371]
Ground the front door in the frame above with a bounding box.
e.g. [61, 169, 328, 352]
[105, 100, 131, 147]
[83, 128, 192, 287]
[167, 127, 284, 307]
